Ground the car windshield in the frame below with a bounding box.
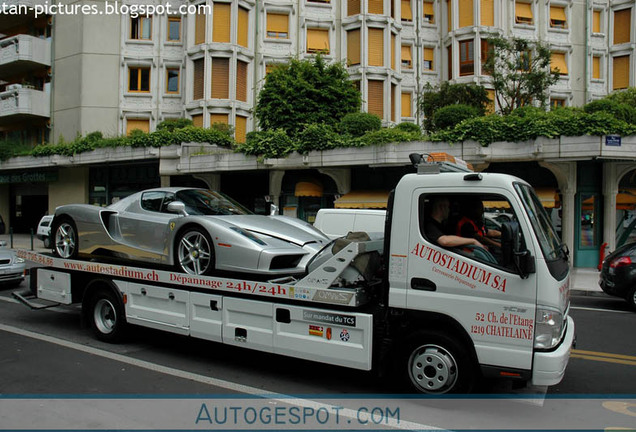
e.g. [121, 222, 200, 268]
[515, 183, 562, 261]
[175, 189, 253, 216]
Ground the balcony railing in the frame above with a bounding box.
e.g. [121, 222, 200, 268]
[0, 87, 50, 124]
[0, 35, 51, 78]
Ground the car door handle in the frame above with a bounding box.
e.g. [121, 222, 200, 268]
[411, 278, 437, 291]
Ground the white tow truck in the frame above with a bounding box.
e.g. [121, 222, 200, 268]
[14, 154, 574, 394]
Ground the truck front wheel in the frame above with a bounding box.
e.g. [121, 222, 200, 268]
[88, 288, 126, 343]
[401, 330, 476, 394]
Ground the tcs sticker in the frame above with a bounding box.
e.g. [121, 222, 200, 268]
[340, 329, 350, 342]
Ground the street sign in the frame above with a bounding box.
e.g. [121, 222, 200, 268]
[605, 135, 622, 147]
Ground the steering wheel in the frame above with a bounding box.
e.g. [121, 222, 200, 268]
[457, 245, 499, 265]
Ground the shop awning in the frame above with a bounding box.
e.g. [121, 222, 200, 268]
[334, 190, 389, 209]
[535, 188, 560, 209]
[295, 180, 323, 197]
[617, 189, 636, 210]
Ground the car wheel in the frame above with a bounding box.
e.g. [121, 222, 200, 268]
[43, 236, 51, 249]
[89, 288, 126, 343]
[52, 218, 79, 258]
[626, 286, 636, 311]
[400, 330, 476, 394]
[176, 228, 215, 276]
[52, 217, 78, 259]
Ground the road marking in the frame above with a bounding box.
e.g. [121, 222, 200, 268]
[0, 322, 437, 431]
[572, 349, 636, 367]
[570, 306, 634, 314]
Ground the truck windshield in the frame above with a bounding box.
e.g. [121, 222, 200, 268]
[515, 183, 562, 262]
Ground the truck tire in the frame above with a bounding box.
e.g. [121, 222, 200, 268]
[401, 330, 476, 394]
[88, 288, 126, 343]
[51, 217, 78, 259]
[175, 227, 215, 275]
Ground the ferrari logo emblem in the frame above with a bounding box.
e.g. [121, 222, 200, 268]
[170, 222, 175, 231]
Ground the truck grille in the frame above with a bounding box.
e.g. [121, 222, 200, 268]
[0, 259, 10, 265]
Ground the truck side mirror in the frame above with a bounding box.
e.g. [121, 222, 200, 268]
[501, 221, 535, 278]
[166, 201, 187, 216]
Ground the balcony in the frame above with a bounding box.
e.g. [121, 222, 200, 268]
[0, 86, 50, 125]
[0, 35, 50, 79]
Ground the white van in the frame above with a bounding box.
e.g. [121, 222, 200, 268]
[313, 208, 386, 239]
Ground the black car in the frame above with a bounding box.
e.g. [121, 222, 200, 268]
[599, 241, 636, 310]
[0, 214, 4, 235]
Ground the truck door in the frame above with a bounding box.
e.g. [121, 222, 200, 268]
[406, 190, 537, 372]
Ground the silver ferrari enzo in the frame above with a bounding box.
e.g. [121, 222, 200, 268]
[51, 188, 330, 276]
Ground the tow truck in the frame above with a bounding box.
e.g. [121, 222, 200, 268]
[14, 153, 574, 393]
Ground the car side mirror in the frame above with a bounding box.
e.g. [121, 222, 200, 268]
[166, 201, 187, 216]
[501, 221, 535, 278]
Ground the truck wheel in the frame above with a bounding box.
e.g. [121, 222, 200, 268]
[176, 228, 215, 275]
[52, 217, 78, 259]
[401, 330, 476, 394]
[89, 288, 126, 343]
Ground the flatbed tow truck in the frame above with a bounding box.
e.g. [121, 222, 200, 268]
[14, 154, 575, 394]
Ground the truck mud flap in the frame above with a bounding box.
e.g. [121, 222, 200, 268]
[12, 289, 62, 310]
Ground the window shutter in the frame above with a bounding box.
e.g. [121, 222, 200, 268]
[191, 114, 203, 128]
[423, 1, 435, 23]
[401, 45, 412, 68]
[401, 1, 413, 21]
[235, 115, 247, 143]
[592, 10, 601, 33]
[447, 0, 452, 30]
[391, 33, 396, 69]
[368, 0, 383, 15]
[347, 29, 361, 65]
[236, 60, 248, 102]
[210, 113, 228, 126]
[211, 57, 229, 99]
[238, 6, 248, 47]
[267, 13, 288, 38]
[348, 0, 360, 16]
[486, 89, 495, 114]
[613, 9, 631, 45]
[551, 52, 567, 75]
[459, 0, 473, 28]
[195, 13, 206, 44]
[126, 119, 149, 135]
[213, 3, 231, 43]
[515, 2, 533, 24]
[391, 83, 396, 122]
[550, 6, 567, 27]
[613, 55, 630, 90]
[193, 58, 204, 100]
[307, 28, 329, 53]
[401, 93, 411, 117]
[481, 0, 494, 26]
[368, 28, 384, 66]
[592, 56, 600, 79]
[424, 47, 434, 70]
[367, 80, 384, 118]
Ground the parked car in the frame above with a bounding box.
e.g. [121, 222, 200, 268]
[36, 215, 54, 248]
[0, 241, 25, 287]
[599, 241, 636, 310]
[51, 188, 329, 276]
[313, 208, 386, 239]
[0, 214, 5, 235]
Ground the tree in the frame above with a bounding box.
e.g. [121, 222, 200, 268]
[483, 37, 559, 115]
[255, 55, 361, 136]
[419, 82, 490, 132]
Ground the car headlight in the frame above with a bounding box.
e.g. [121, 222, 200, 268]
[534, 306, 564, 350]
[229, 227, 267, 246]
[14, 256, 25, 264]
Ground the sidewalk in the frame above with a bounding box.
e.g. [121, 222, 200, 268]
[2, 233, 604, 295]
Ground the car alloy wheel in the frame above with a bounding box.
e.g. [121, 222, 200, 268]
[54, 220, 77, 259]
[177, 229, 213, 275]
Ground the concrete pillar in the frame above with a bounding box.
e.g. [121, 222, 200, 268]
[539, 161, 577, 258]
[269, 170, 285, 212]
[48, 167, 89, 211]
[160, 176, 171, 187]
[317, 168, 351, 195]
[193, 174, 220, 190]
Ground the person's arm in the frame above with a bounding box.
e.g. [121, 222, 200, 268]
[437, 234, 485, 249]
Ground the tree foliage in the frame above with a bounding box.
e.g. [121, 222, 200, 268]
[432, 104, 482, 130]
[419, 82, 490, 132]
[255, 55, 361, 136]
[483, 37, 559, 115]
[338, 112, 382, 137]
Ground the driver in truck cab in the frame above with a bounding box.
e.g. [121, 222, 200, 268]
[424, 196, 485, 249]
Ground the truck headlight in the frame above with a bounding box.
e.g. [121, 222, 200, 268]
[534, 307, 564, 350]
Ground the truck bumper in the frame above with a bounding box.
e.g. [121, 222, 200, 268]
[531, 316, 575, 386]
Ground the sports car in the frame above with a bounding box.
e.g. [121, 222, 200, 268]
[51, 188, 330, 276]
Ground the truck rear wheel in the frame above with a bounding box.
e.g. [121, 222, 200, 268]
[88, 288, 126, 343]
[401, 330, 476, 394]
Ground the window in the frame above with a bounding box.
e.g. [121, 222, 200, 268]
[141, 191, 168, 212]
[130, 17, 152, 40]
[210, 113, 228, 126]
[168, 17, 181, 41]
[193, 58, 204, 100]
[401, 0, 413, 22]
[613, 55, 630, 90]
[447, 45, 453, 79]
[481, 0, 494, 26]
[128, 67, 150, 92]
[592, 10, 601, 33]
[447, 0, 452, 31]
[238, 6, 249, 48]
[235, 115, 247, 143]
[368, 0, 383, 15]
[348, 0, 361, 16]
[213, 3, 231, 43]
[423, 1, 435, 24]
[550, 5, 567, 29]
[515, 2, 533, 25]
[166, 68, 180, 93]
[391, 33, 396, 69]
[480, 38, 492, 75]
[368, 28, 384, 66]
[211, 57, 229, 99]
[459, 39, 474, 76]
[458, 0, 473, 28]
[613, 9, 631, 45]
[592, 55, 601, 80]
[236, 60, 248, 102]
[195, 13, 206, 45]
[423, 47, 434, 71]
[307, 28, 329, 53]
[401, 45, 412, 69]
[191, 114, 203, 128]
[550, 98, 565, 109]
[126, 119, 149, 135]
[367, 79, 384, 118]
[391, 83, 397, 122]
[347, 29, 361, 66]
[401, 93, 411, 117]
[267, 13, 288, 39]
[551, 52, 568, 76]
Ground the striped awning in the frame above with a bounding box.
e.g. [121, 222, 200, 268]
[334, 190, 389, 209]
